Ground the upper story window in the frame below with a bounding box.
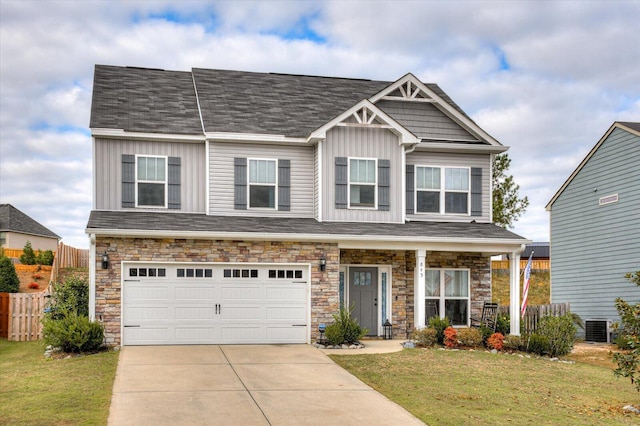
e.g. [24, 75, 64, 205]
[249, 159, 277, 209]
[416, 166, 469, 214]
[136, 156, 167, 207]
[349, 158, 377, 208]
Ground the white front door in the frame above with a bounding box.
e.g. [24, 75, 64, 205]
[122, 263, 309, 345]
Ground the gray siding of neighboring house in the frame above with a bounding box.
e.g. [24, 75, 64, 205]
[322, 126, 403, 223]
[209, 142, 315, 217]
[376, 100, 478, 142]
[406, 151, 491, 223]
[550, 127, 640, 326]
[93, 138, 206, 213]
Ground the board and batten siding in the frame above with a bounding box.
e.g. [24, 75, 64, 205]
[376, 100, 477, 142]
[322, 126, 404, 223]
[93, 138, 206, 213]
[550, 127, 640, 324]
[406, 151, 491, 223]
[209, 142, 315, 217]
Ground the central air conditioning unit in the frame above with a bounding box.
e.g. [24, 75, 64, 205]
[585, 319, 612, 343]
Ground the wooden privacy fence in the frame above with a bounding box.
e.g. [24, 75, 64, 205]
[1, 248, 25, 258]
[50, 242, 89, 285]
[491, 259, 550, 271]
[0, 292, 47, 341]
[498, 302, 570, 335]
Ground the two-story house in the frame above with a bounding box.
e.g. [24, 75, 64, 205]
[87, 65, 529, 346]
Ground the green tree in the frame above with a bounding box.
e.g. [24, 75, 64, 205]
[612, 271, 640, 392]
[492, 153, 529, 228]
[19, 241, 37, 265]
[0, 255, 20, 293]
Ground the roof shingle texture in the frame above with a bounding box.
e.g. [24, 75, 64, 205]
[87, 210, 524, 241]
[90, 65, 473, 138]
[0, 204, 60, 239]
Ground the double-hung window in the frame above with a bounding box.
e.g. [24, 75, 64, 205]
[425, 269, 470, 326]
[249, 159, 277, 209]
[136, 156, 167, 207]
[349, 158, 376, 208]
[416, 166, 469, 214]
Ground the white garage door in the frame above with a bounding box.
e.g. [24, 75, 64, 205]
[122, 263, 309, 345]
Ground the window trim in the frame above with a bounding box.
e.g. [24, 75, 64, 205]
[425, 268, 470, 327]
[415, 165, 470, 215]
[135, 154, 168, 208]
[247, 157, 278, 210]
[348, 157, 378, 209]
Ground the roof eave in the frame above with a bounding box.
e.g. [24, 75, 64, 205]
[92, 128, 205, 143]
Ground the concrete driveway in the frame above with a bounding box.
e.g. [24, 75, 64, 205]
[108, 344, 423, 426]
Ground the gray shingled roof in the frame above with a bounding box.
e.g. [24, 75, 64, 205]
[90, 65, 476, 139]
[87, 210, 524, 242]
[90, 65, 202, 134]
[0, 204, 60, 239]
[619, 121, 640, 132]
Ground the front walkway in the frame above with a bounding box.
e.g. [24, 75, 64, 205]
[108, 344, 423, 425]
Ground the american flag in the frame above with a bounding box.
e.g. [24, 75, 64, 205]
[521, 252, 534, 317]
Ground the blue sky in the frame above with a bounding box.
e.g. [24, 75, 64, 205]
[1, 0, 639, 249]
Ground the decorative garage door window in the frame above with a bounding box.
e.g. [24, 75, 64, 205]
[177, 268, 213, 278]
[224, 268, 259, 278]
[129, 267, 166, 277]
[268, 269, 303, 279]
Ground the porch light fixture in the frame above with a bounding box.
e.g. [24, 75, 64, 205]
[319, 256, 326, 271]
[101, 251, 109, 269]
[383, 319, 393, 340]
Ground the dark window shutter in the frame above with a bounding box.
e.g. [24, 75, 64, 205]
[122, 154, 135, 208]
[234, 158, 247, 210]
[378, 159, 390, 211]
[168, 157, 181, 210]
[406, 164, 415, 215]
[335, 157, 348, 209]
[278, 159, 290, 211]
[471, 167, 482, 216]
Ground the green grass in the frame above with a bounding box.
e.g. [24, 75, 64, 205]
[493, 270, 550, 306]
[0, 339, 119, 425]
[331, 348, 640, 425]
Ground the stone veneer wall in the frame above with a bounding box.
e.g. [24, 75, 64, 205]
[95, 237, 340, 346]
[425, 251, 492, 323]
[339, 250, 492, 337]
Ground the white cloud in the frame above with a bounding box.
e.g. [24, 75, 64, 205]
[1, 0, 639, 248]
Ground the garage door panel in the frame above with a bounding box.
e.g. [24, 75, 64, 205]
[175, 306, 217, 320]
[123, 263, 308, 345]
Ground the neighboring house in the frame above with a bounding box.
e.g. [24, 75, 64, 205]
[0, 204, 60, 252]
[87, 65, 529, 346]
[546, 122, 640, 341]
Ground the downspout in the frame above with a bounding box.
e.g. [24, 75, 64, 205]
[89, 233, 96, 321]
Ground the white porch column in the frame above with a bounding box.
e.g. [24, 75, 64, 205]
[509, 249, 522, 335]
[414, 249, 426, 329]
[88, 234, 96, 321]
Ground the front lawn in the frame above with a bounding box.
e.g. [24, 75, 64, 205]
[331, 348, 639, 425]
[0, 339, 119, 425]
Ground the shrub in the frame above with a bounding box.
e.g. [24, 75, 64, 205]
[411, 327, 438, 347]
[528, 333, 549, 356]
[0, 255, 20, 293]
[503, 334, 523, 351]
[428, 316, 450, 345]
[36, 250, 55, 266]
[612, 271, 640, 392]
[537, 314, 577, 357]
[456, 327, 483, 347]
[43, 311, 104, 353]
[28, 282, 39, 289]
[50, 273, 89, 317]
[479, 325, 493, 344]
[32, 273, 43, 280]
[487, 332, 504, 351]
[19, 241, 37, 265]
[326, 305, 367, 345]
[324, 323, 344, 346]
[444, 326, 458, 348]
[496, 312, 510, 336]
[614, 334, 634, 350]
